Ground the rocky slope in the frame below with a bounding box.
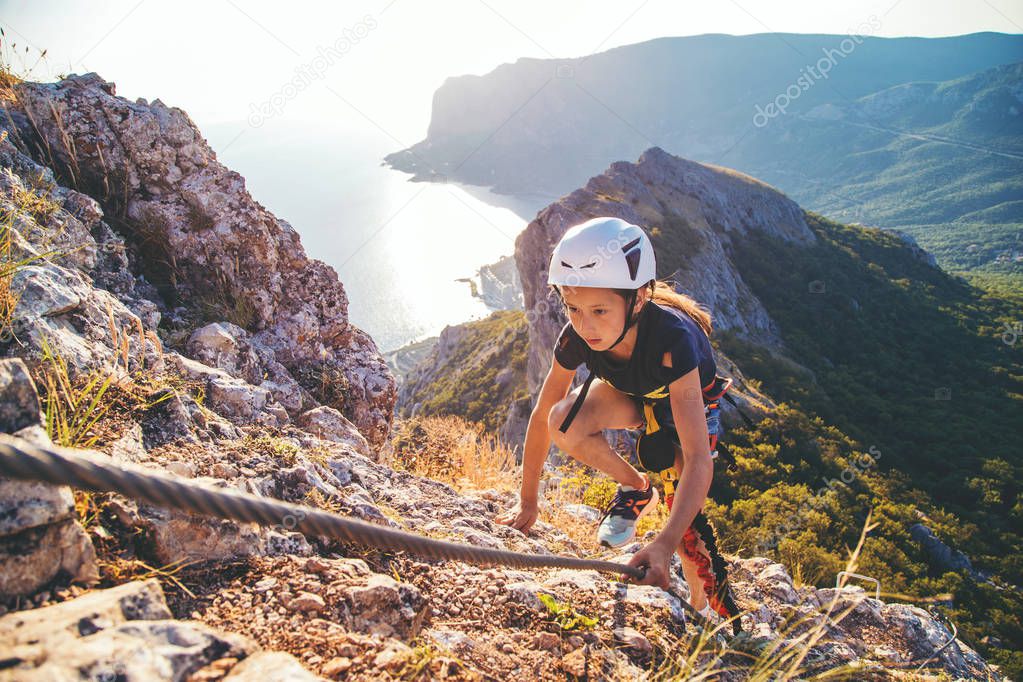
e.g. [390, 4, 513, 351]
[0, 72, 1004, 680]
[396, 310, 532, 455]
[6, 73, 394, 449]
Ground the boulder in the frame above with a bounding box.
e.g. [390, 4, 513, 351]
[0, 579, 256, 681]
[296, 406, 372, 457]
[344, 573, 428, 639]
[0, 367, 100, 598]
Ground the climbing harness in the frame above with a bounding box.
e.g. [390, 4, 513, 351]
[0, 438, 733, 632]
[557, 368, 598, 434]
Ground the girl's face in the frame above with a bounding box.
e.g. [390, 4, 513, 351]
[561, 286, 646, 350]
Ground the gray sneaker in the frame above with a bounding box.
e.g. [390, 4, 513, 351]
[596, 478, 658, 548]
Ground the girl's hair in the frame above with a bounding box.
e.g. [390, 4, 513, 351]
[551, 279, 713, 338]
[636, 279, 713, 337]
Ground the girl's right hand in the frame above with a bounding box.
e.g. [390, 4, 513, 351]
[495, 498, 539, 535]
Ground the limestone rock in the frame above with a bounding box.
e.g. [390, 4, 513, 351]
[13, 73, 396, 451]
[613, 626, 653, 655]
[344, 573, 428, 639]
[187, 322, 313, 416]
[0, 579, 309, 681]
[0, 359, 43, 433]
[296, 406, 372, 458]
[223, 651, 325, 681]
[757, 562, 799, 604]
[0, 515, 98, 597]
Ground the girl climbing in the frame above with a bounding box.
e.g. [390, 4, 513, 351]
[496, 215, 741, 626]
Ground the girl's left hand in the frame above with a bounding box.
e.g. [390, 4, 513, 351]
[623, 539, 674, 589]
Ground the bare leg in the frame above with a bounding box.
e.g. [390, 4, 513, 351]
[558, 431, 647, 489]
[548, 380, 647, 490]
[668, 443, 710, 612]
[678, 546, 709, 611]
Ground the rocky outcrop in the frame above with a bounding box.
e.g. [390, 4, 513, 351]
[910, 522, 982, 579]
[890, 230, 939, 268]
[0, 360, 98, 598]
[9, 73, 395, 449]
[0, 578, 322, 681]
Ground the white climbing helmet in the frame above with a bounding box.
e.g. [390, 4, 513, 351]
[547, 216, 656, 289]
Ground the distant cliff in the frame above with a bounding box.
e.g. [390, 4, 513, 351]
[384, 34, 1023, 293]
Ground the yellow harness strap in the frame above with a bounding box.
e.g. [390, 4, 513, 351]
[643, 400, 660, 435]
[640, 398, 678, 498]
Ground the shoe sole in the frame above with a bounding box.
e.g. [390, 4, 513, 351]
[599, 485, 660, 548]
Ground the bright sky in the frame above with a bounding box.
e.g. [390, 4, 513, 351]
[1, 0, 1021, 145]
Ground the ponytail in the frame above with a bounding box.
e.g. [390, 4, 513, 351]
[628, 280, 713, 338]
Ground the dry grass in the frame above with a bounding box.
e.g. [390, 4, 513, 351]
[292, 352, 351, 413]
[69, 486, 200, 596]
[7, 169, 61, 224]
[388, 414, 517, 492]
[0, 193, 21, 339]
[32, 329, 173, 449]
[0, 163, 65, 344]
[388, 415, 669, 554]
[0, 35, 56, 168]
[99, 556, 199, 598]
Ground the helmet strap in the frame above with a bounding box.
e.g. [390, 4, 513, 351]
[604, 290, 639, 351]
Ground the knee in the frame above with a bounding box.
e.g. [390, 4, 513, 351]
[547, 399, 582, 445]
[547, 400, 570, 441]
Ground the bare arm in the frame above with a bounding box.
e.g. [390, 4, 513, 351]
[519, 358, 576, 500]
[496, 358, 575, 531]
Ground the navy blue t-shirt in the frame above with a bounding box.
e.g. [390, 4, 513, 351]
[554, 301, 716, 401]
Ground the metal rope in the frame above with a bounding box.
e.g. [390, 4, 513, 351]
[0, 438, 652, 577]
[0, 438, 736, 632]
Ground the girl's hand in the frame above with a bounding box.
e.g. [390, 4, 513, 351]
[623, 539, 674, 589]
[495, 498, 539, 534]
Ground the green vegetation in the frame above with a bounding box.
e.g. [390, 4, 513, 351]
[649, 210, 708, 276]
[34, 333, 174, 449]
[538, 592, 599, 631]
[736, 63, 1023, 299]
[405, 309, 530, 433]
[896, 221, 1022, 298]
[703, 210, 1023, 675]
